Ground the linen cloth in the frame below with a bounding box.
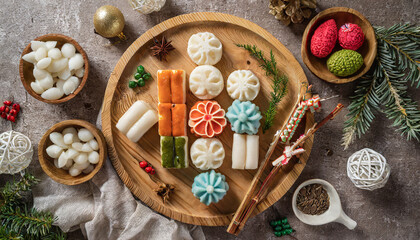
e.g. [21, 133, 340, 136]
[32, 116, 205, 240]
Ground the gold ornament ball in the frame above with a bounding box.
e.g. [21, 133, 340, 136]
[93, 5, 125, 38]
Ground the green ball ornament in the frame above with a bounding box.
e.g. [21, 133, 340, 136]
[128, 81, 137, 88]
[281, 218, 288, 224]
[137, 79, 145, 87]
[143, 72, 151, 80]
[137, 65, 145, 74]
[134, 73, 142, 80]
[274, 226, 282, 231]
[270, 221, 277, 227]
[282, 223, 291, 229]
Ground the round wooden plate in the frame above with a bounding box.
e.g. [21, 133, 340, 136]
[102, 12, 314, 226]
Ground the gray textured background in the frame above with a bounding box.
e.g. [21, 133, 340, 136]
[0, 0, 419, 239]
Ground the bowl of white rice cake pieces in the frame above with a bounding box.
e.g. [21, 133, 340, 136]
[19, 33, 89, 104]
[38, 119, 106, 185]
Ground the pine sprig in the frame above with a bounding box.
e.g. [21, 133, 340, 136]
[0, 173, 66, 240]
[236, 44, 288, 132]
[342, 65, 380, 148]
[1, 206, 55, 238]
[1, 173, 39, 207]
[342, 23, 420, 148]
[0, 226, 23, 240]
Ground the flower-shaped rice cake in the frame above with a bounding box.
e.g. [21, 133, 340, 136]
[188, 101, 227, 138]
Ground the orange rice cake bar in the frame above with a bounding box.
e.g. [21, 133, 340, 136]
[171, 104, 187, 136]
[158, 103, 172, 136]
[171, 70, 186, 104]
[157, 70, 172, 103]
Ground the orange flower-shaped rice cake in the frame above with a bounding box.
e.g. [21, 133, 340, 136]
[188, 101, 227, 138]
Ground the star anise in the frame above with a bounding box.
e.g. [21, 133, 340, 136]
[150, 36, 175, 61]
[153, 182, 176, 204]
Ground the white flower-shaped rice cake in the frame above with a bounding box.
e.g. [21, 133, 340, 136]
[190, 138, 225, 170]
[227, 70, 260, 101]
[187, 32, 222, 65]
[189, 65, 224, 99]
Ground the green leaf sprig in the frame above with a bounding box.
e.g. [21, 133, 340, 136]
[236, 44, 288, 133]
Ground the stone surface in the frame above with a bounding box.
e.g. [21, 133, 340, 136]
[0, 0, 419, 239]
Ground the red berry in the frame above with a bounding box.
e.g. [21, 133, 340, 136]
[3, 101, 12, 106]
[0, 106, 4, 112]
[150, 168, 155, 175]
[139, 161, 147, 168]
[145, 166, 152, 173]
[1, 112, 6, 119]
[9, 109, 17, 116]
[5, 107, 9, 113]
[7, 115, 15, 122]
[12, 103, 20, 112]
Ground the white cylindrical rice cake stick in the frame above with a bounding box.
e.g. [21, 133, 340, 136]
[116, 101, 150, 134]
[126, 110, 158, 142]
[245, 135, 259, 169]
[232, 133, 246, 169]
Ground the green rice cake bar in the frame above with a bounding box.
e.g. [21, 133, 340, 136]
[160, 136, 174, 168]
[174, 136, 188, 168]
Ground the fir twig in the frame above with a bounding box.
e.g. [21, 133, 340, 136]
[0, 226, 23, 240]
[1, 173, 39, 207]
[236, 44, 288, 132]
[1, 206, 55, 238]
[0, 173, 66, 239]
[342, 65, 380, 148]
[342, 23, 420, 148]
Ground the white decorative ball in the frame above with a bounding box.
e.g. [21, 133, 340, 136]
[0, 131, 33, 174]
[347, 148, 390, 191]
[128, 0, 166, 14]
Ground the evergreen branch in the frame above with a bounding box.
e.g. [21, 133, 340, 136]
[342, 66, 380, 149]
[0, 173, 66, 239]
[343, 23, 420, 147]
[378, 59, 407, 116]
[374, 23, 420, 87]
[0, 226, 23, 240]
[1, 206, 55, 238]
[1, 173, 39, 207]
[236, 43, 288, 132]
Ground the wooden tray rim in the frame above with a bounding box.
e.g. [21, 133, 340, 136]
[101, 12, 314, 226]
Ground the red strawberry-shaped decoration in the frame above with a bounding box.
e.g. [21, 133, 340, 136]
[310, 19, 338, 58]
[0, 106, 4, 112]
[1, 112, 6, 119]
[339, 23, 365, 50]
[3, 100, 12, 106]
[150, 169, 155, 175]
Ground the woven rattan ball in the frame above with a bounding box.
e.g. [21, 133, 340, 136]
[0, 131, 33, 174]
[347, 148, 390, 191]
[128, 0, 166, 14]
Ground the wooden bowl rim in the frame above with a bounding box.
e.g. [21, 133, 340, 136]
[19, 33, 89, 104]
[38, 119, 107, 185]
[301, 7, 377, 84]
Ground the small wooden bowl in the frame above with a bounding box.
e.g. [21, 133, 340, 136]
[38, 120, 107, 185]
[301, 7, 377, 84]
[19, 34, 89, 103]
